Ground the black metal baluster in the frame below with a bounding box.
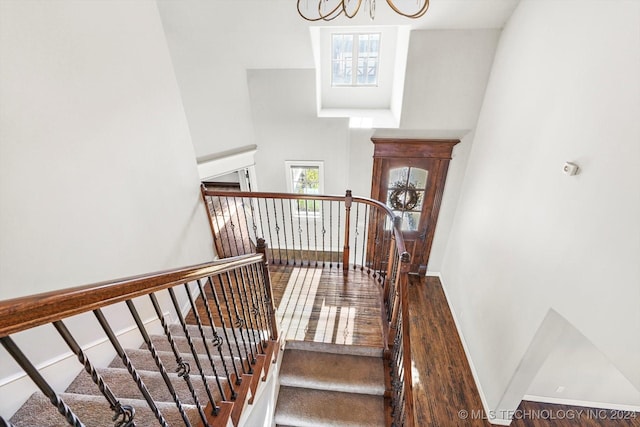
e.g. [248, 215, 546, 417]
[237, 265, 264, 354]
[246, 262, 269, 347]
[361, 204, 369, 272]
[278, 199, 289, 264]
[148, 293, 208, 426]
[372, 209, 383, 277]
[272, 199, 289, 264]
[296, 199, 304, 264]
[93, 309, 170, 427]
[259, 263, 275, 341]
[125, 300, 192, 427]
[305, 198, 311, 266]
[1, 336, 85, 427]
[232, 196, 249, 254]
[206, 276, 243, 383]
[313, 200, 319, 267]
[353, 202, 360, 270]
[210, 196, 230, 258]
[329, 201, 333, 268]
[248, 256, 272, 343]
[214, 275, 249, 375]
[194, 278, 237, 400]
[243, 197, 259, 251]
[182, 284, 228, 401]
[224, 196, 242, 256]
[234, 266, 261, 357]
[166, 288, 220, 416]
[337, 200, 342, 269]
[53, 321, 136, 427]
[224, 271, 254, 371]
[254, 197, 268, 258]
[288, 199, 297, 265]
[258, 199, 282, 264]
[321, 200, 326, 267]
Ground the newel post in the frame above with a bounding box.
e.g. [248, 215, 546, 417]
[256, 238, 279, 341]
[342, 190, 353, 274]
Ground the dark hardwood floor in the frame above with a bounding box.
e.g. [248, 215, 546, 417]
[410, 275, 639, 426]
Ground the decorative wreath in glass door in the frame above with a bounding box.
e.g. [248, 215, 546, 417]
[389, 181, 421, 211]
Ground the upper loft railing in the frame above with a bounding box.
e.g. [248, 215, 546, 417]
[0, 253, 278, 427]
[201, 186, 415, 427]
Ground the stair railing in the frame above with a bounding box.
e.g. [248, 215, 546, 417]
[0, 253, 278, 427]
[202, 187, 398, 279]
[201, 186, 415, 426]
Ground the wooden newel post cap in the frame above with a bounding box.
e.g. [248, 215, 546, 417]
[256, 238, 267, 251]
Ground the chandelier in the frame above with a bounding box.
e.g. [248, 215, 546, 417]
[297, 0, 429, 21]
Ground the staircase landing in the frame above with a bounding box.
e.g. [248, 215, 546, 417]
[270, 265, 385, 348]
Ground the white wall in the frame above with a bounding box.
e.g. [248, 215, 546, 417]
[247, 69, 350, 195]
[399, 29, 501, 272]
[441, 0, 640, 422]
[156, 0, 315, 159]
[0, 0, 214, 416]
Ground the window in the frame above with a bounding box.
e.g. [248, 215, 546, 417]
[285, 161, 324, 215]
[386, 167, 428, 231]
[331, 33, 380, 86]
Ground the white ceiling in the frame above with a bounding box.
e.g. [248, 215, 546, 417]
[156, 0, 518, 154]
[158, 0, 520, 71]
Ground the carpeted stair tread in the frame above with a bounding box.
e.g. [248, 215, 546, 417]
[169, 323, 267, 343]
[279, 349, 385, 395]
[147, 333, 259, 358]
[10, 391, 200, 427]
[284, 340, 383, 357]
[113, 347, 238, 378]
[274, 386, 385, 427]
[66, 366, 226, 405]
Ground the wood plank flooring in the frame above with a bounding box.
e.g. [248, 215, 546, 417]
[410, 275, 640, 427]
[270, 264, 384, 347]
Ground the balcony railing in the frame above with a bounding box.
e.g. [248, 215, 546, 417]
[201, 186, 415, 426]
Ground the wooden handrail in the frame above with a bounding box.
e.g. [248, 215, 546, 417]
[0, 253, 263, 337]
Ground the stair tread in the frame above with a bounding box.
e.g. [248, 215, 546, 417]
[169, 323, 268, 341]
[279, 349, 385, 395]
[147, 332, 261, 359]
[275, 386, 385, 427]
[66, 365, 227, 405]
[10, 391, 201, 427]
[114, 347, 239, 378]
[284, 340, 383, 357]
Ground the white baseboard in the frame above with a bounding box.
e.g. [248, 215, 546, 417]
[524, 394, 640, 413]
[429, 271, 507, 425]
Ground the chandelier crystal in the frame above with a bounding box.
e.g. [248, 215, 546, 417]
[297, 0, 429, 21]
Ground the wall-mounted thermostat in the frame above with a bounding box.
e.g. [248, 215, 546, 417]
[563, 162, 579, 176]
